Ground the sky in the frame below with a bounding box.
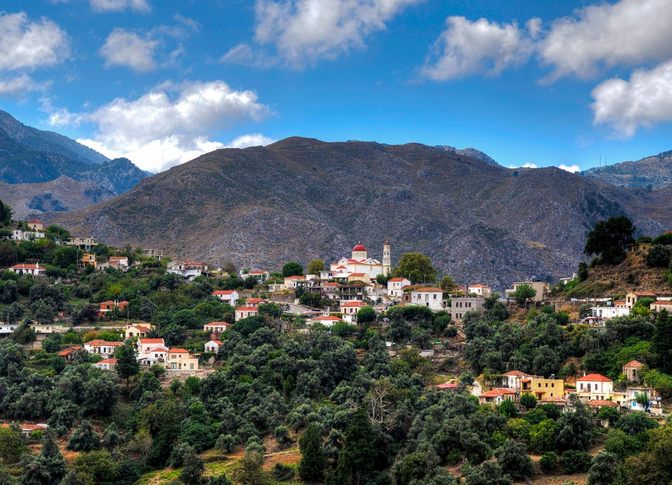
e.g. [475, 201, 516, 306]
[1, 0, 672, 173]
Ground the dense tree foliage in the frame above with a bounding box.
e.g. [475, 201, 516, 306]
[584, 216, 635, 265]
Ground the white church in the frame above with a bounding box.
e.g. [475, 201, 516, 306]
[328, 241, 392, 280]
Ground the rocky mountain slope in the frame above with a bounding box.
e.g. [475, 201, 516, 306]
[50, 137, 670, 288]
[0, 110, 149, 217]
[0, 176, 112, 219]
[583, 150, 672, 189]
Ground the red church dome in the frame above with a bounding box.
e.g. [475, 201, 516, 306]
[352, 244, 367, 252]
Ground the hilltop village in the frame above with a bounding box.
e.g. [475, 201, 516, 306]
[0, 206, 672, 484]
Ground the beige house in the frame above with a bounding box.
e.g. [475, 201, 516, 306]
[479, 388, 516, 405]
[623, 360, 644, 382]
[624, 291, 658, 309]
[167, 348, 199, 371]
[506, 281, 549, 302]
[450, 296, 485, 323]
[235, 306, 259, 321]
[124, 323, 154, 339]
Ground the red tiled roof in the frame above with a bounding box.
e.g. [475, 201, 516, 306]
[246, 297, 265, 304]
[10, 263, 40, 270]
[388, 278, 408, 282]
[236, 306, 259, 312]
[577, 373, 612, 383]
[341, 301, 365, 307]
[285, 276, 304, 280]
[325, 282, 340, 287]
[352, 244, 367, 252]
[481, 388, 516, 397]
[503, 370, 530, 377]
[169, 348, 189, 353]
[205, 321, 231, 327]
[139, 338, 164, 344]
[208, 340, 223, 345]
[587, 399, 618, 407]
[97, 358, 117, 365]
[634, 291, 657, 297]
[541, 396, 567, 403]
[469, 284, 489, 288]
[349, 273, 367, 277]
[213, 290, 236, 295]
[652, 300, 672, 305]
[623, 360, 644, 368]
[312, 315, 341, 321]
[58, 345, 82, 356]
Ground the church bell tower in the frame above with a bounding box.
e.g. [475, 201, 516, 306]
[382, 240, 391, 276]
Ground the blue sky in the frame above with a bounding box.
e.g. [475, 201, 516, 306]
[1, 0, 672, 173]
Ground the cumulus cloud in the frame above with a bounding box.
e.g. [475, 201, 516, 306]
[100, 29, 158, 72]
[90, 0, 150, 12]
[230, 0, 420, 67]
[51, 81, 270, 172]
[421, 16, 537, 81]
[0, 12, 69, 72]
[540, 0, 672, 80]
[0, 74, 46, 96]
[227, 133, 275, 148]
[558, 164, 581, 173]
[592, 60, 672, 137]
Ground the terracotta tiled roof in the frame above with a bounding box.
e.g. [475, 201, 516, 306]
[577, 373, 612, 383]
[169, 348, 189, 353]
[213, 290, 236, 295]
[139, 338, 165, 344]
[313, 315, 341, 321]
[246, 297, 265, 304]
[205, 321, 231, 327]
[341, 301, 365, 307]
[10, 263, 40, 270]
[587, 399, 618, 407]
[388, 278, 408, 282]
[236, 306, 259, 312]
[503, 370, 530, 377]
[97, 358, 117, 365]
[481, 388, 516, 397]
[436, 382, 459, 389]
[623, 360, 644, 368]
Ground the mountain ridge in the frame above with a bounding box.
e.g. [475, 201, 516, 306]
[49, 137, 670, 288]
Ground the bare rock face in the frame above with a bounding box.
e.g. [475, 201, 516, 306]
[49, 137, 672, 289]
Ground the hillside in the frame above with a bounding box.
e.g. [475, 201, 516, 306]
[0, 110, 148, 194]
[50, 137, 670, 288]
[583, 150, 672, 189]
[0, 176, 112, 219]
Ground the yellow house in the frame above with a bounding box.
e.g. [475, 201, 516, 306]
[521, 377, 565, 400]
[167, 348, 199, 371]
[81, 253, 97, 268]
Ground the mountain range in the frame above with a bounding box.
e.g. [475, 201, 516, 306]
[0, 110, 148, 218]
[48, 137, 672, 288]
[583, 150, 672, 189]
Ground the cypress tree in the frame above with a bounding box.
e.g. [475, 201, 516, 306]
[298, 424, 324, 482]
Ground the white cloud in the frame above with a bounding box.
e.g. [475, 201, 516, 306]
[558, 164, 581, 173]
[227, 133, 275, 148]
[592, 60, 672, 137]
[247, 0, 421, 66]
[421, 16, 537, 81]
[540, 0, 672, 80]
[52, 81, 270, 172]
[100, 29, 158, 72]
[0, 74, 45, 96]
[508, 163, 538, 169]
[0, 12, 69, 72]
[90, 0, 150, 12]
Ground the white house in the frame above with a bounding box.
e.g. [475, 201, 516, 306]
[9, 263, 45, 277]
[235, 306, 259, 321]
[591, 306, 630, 320]
[501, 370, 532, 389]
[108, 256, 129, 270]
[576, 373, 613, 401]
[387, 277, 411, 299]
[12, 230, 45, 241]
[478, 388, 516, 405]
[204, 339, 223, 353]
[83, 340, 122, 358]
[410, 287, 444, 311]
[93, 358, 117, 371]
[308, 315, 341, 327]
[167, 259, 207, 280]
[137, 338, 168, 366]
[650, 300, 672, 313]
[467, 284, 492, 298]
[239, 269, 270, 282]
[203, 321, 231, 333]
[137, 338, 166, 356]
[212, 290, 239, 306]
[283, 275, 306, 289]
